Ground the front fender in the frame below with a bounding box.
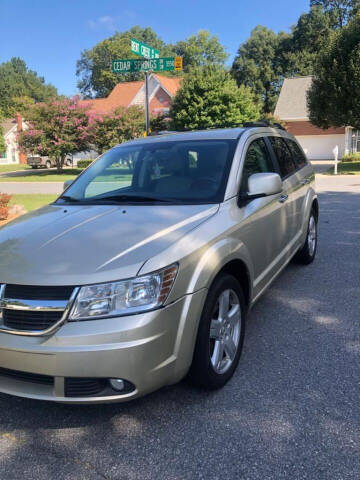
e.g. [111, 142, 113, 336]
[185, 236, 254, 296]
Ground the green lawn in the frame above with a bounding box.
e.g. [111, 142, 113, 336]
[324, 161, 360, 175]
[10, 194, 58, 212]
[0, 164, 30, 174]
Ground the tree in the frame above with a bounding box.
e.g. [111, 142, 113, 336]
[76, 26, 166, 98]
[231, 26, 285, 114]
[282, 6, 334, 77]
[169, 66, 260, 130]
[76, 28, 228, 98]
[232, 9, 335, 113]
[308, 15, 360, 129]
[0, 58, 58, 117]
[92, 106, 145, 153]
[169, 30, 228, 73]
[18, 98, 95, 172]
[310, 0, 360, 28]
[0, 124, 6, 154]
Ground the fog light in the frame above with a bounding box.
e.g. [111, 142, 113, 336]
[109, 378, 125, 391]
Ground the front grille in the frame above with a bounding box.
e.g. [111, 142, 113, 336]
[65, 378, 107, 397]
[3, 309, 63, 331]
[4, 284, 74, 301]
[0, 367, 54, 385]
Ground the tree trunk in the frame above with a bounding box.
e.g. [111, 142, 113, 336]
[56, 155, 65, 174]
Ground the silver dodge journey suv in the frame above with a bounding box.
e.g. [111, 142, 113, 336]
[0, 125, 318, 403]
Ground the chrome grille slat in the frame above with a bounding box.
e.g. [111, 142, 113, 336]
[2, 299, 67, 311]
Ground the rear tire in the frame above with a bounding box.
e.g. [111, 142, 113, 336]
[189, 274, 246, 389]
[46, 161, 51, 169]
[295, 208, 317, 265]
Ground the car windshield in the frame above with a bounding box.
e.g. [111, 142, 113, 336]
[57, 139, 237, 205]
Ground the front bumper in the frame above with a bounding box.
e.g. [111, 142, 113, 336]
[0, 290, 206, 404]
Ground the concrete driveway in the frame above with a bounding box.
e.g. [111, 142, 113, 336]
[0, 175, 359, 480]
[0, 167, 74, 194]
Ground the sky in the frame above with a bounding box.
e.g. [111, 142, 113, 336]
[1, 0, 310, 96]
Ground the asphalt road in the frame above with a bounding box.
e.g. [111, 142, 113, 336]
[0, 175, 359, 480]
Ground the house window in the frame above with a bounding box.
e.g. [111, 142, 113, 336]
[0, 151, 6, 158]
[351, 130, 360, 153]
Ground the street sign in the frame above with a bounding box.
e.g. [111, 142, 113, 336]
[174, 56, 183, 71]
[131, 38, 160, 59]
[112, 57, 179, 73]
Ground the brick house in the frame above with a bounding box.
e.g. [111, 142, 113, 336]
[274, 76, 357, 160]
[79, 74, 183, 117]
[0, 113, 27, 165]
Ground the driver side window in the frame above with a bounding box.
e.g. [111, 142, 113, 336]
[241, 138, 275, 192]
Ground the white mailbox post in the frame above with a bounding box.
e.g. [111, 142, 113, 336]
[333, 145, 339, 175]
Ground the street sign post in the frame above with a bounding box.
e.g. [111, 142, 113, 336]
[112, 57, 179, 73]
[131, 38, 160, 59]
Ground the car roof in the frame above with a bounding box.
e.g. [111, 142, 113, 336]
[119, 126, 289, 147]
[120, 128, 245, 146]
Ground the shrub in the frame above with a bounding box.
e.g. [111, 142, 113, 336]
[77, 159, 93, 169]
[170, 66, 260, 130]
[150, 114, 169, 133]
[0, 193, 12, 220]
[341, 153, 360, 162]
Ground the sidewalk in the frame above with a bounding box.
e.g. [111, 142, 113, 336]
[0, 182, 63, 194]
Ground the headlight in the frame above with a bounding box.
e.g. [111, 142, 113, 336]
[69, 264, 178, 320]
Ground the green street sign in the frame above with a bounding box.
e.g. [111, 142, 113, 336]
[131, 38, 160, 59]
[112, 57, 177, 73]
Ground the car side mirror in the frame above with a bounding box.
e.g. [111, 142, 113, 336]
[238, 172, 282, 206]
[63, 179, 73, 191]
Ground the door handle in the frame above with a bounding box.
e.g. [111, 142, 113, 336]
[301, 179, 310, 185]
[279, 194, 288, 203]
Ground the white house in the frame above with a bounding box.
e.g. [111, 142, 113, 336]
[0, 114, 27, 165]
[274, 76, 357, 160]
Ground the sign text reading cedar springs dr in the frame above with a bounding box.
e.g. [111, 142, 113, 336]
[112, 57, 183, 73]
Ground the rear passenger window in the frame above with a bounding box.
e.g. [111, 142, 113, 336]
[241, 138, 275, 191]
[269, 137, 297, 178]
[285, 139, 307, 168]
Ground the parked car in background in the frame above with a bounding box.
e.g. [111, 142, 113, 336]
[27, 155, 73, 169]
[0, 124, 318, 404]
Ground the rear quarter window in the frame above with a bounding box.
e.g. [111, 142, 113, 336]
[269, 137, 297, 178]
[285, 139, 308, 169]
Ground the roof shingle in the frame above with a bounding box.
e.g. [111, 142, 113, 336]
[274, 76, 313, 120]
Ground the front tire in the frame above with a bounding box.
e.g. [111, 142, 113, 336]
[295, 208, 318, 264]
[46, 161, 51, 169]
[189, 274, 246, 389]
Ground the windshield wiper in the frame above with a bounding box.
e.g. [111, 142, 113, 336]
[59, 195, 80, 202]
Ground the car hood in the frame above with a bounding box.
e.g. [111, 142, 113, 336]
[0, 203, 218, 286]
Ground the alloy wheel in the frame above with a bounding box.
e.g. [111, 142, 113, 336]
[308, 215, 317, 256]
[209, 289, 241, 374]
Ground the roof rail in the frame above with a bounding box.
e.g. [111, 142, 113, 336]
[243, 121, 286, 131]
[149, 121, 287, 135]
[148, 130, 178, 136]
